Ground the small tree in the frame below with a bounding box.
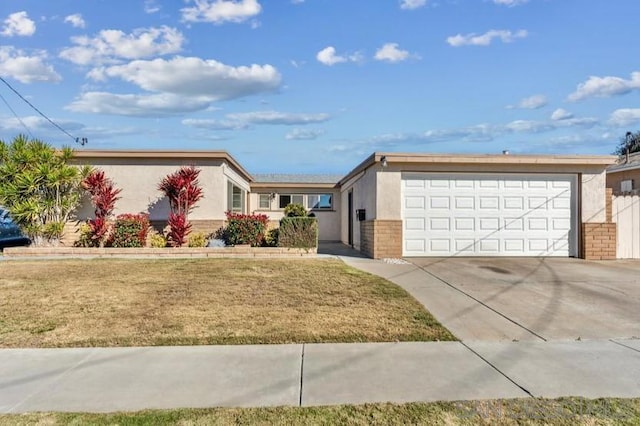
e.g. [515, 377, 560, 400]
[81, 169, 122, 247]
[0, 135, 89, 246]
[613, 131, 640, 156]
[158, 166, 203, 247]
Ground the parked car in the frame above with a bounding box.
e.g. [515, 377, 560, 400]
[0, 208, 31, 249]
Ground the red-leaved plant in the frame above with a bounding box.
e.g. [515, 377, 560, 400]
[158, 166, 203, 247]
[81, 169, 121, 247]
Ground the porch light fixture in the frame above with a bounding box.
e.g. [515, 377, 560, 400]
[380, 155, 388, 168]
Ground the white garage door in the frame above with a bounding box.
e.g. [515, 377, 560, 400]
[402, 173, 578, 257]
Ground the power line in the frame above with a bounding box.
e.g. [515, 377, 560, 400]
[0, 91, 34, 139]
[0, 76, 87, 145]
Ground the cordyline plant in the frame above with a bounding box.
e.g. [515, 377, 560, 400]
[81, 169, 121, 247]
[158, 166, 203, 247]
[0, 135, 90, 246]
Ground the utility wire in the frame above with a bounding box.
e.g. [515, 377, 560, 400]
[0, 91, 34, 139]
[0, 76, 86, 145]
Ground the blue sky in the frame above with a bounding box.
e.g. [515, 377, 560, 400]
[0, 0, 638, 174]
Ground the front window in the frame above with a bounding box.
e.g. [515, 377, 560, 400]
[279, 194, 303, 209]
[307, 194, 332, 209]
[227, 181, 246, 213]
[258, 194, 271, 209]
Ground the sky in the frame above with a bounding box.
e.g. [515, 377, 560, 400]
[0, 0, 639, 174]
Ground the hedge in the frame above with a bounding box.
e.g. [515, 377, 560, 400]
[278, 217, 318, 249]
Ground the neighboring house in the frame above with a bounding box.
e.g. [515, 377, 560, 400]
[72, 150, 615, 260]
[606, 152, 640, 194]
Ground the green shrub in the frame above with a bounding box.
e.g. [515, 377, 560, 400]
[284, 203, 307, 217]
[110, 214, 150, 248]
[224, 212, 269, 247]
[149, 233, 167, 248]
[264, 227, 279, 247]
[74, 223, 98, 247]
[278, 217, 318, 248]
[188, 232, 207, 248]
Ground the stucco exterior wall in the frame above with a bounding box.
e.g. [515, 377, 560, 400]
[73, 158, 250, 221]
[340, 169, 377, 249]
[249, 188, 341, 241]
[581, 171, 607, 223]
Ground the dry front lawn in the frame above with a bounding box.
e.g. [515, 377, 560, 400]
[1, 398, 638, 425]
[0, 258, 454, 347]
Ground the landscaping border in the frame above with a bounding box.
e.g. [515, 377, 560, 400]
[2, 247, 317, 259]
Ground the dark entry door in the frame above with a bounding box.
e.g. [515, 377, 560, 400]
[348, 191, 353, 246]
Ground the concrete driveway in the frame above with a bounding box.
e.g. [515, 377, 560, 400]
[407, 257, 640, 341]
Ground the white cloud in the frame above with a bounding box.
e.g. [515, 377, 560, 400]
[285, 128, 325, 140]
[66, 92, 211, 117]
[374, 43, 411, 63]
[551, 108, 573, 121]
[144, 0, 161, 13]
[181, 118, 249, 130]
[507, 94, 547, 109]
[226, 110, 330, 125]
[181, 0, 261, 24]
[1, 11, 36, 37]
[64, 14, 86, 29]
[362, 115, 598, 148]
[493, 0, 529, 6]
[0, 46, 61, 83]
[291, 0, 305, 4]
[608, 108, 640, 127]
[60, 26, 184, 65]
[316, 46, 362, 66]
[568, 72, 640, 102]
[0, 115, 83, 132]
[447, 29, 528, 47]
[400, 0, 427, 10]
[183, 110, 330, 130]
[88, 57, 281, 101]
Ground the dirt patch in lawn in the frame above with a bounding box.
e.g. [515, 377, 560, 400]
[0, 258, 454, 347]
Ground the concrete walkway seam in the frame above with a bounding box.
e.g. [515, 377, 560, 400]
[610, 339, 640, 354]
[407, 260, 547, 342]
[459, 342, 534, 398]
[8, 349, 97, 413]
[299, 344, 305, 407]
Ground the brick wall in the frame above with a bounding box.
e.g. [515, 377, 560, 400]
[151, 219, 224, 236]
[360, 220, 402, 259]
[581, 223, 616, 260]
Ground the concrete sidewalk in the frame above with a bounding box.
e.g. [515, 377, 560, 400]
[1, 339, 639, 413]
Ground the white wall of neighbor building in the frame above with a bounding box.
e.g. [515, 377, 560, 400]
[74, 158, 250, 221]
[250, 188, 341, 241]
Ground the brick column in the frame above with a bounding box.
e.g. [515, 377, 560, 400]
[360, 220, 402, 259]
[605, 187, 613, 223]
[581, 223, 616, 260]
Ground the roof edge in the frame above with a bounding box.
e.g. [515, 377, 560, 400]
[73, 149, 254, 182]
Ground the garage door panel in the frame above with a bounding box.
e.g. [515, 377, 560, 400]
[430, 218, 450, 231]
[402, 173, 577, 257]
[479, 197, 499, 210]
[430, 196, 449, 209]
[455, 197, 474, 209]
[455, 218, 475, 231]
[405, 218, 425, 231]
[405, 196, 425, 209]
[455, 240, 475, 253]
[479, 239, 500, 253]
